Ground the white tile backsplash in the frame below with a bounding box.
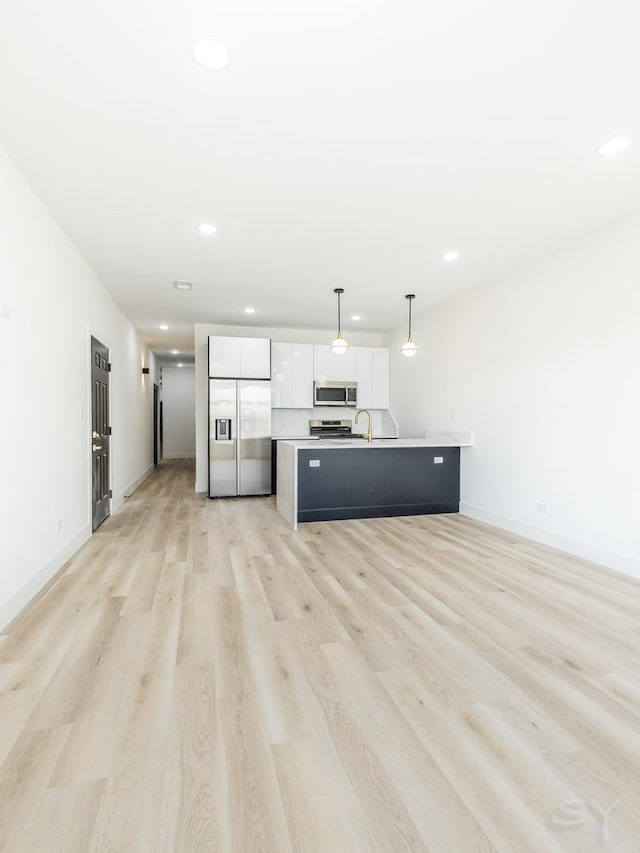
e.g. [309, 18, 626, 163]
[271, 407, 387, 438]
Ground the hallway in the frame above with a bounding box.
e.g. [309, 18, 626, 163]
[1, 460, 640, 851]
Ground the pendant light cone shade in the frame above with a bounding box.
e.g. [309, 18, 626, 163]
[330, 288, 349, 353]
[401, 294, 418, 357]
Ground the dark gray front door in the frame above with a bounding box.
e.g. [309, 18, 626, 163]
[91, 336, 110, 530]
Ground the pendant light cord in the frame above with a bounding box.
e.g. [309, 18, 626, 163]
[334, 288, 344, 337]
[406, 293, 415, 339]
[401, 294, 418, 356]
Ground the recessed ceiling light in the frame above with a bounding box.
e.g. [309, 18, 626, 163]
[442, 251, 460, 262]
[173, 280, 192, 290]
[244, 307, 256, 314]
[192, 38, 230, 71]
[351, 315, 361, 321]
[177, 363, 184, 367]
[197, 223, 217, 236]
[596, 136, 631, 157]
[159, 324, 169, 330]
[171, 350, 179, 355]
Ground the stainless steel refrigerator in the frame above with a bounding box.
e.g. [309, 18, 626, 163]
[209, 379, 271, 497]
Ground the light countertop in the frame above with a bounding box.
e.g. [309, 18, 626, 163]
[280, 436, 473, 449]
[271, 435, 319, 440]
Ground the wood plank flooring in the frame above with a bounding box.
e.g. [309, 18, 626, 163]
[1, 458, 640, 851]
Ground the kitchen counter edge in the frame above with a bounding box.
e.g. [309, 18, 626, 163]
[279, 437, 473, 449]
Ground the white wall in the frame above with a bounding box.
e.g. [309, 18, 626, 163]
[194, 323, 386, 491]
[0, 146, 157, 627]
[161, 367, 195, 458]
[389, 214, 640, 577]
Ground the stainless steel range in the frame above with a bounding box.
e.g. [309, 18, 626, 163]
[309, 419, 353, 438]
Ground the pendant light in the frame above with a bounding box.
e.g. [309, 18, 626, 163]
[401, 294, 418, 357]
[330, 288, 349, 354]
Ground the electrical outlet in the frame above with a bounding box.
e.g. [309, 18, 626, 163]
[536, 503, 549, 514]
[309, 459, 320, 468]
[433, 456, 444, 464]
[56, 519, 63, 531]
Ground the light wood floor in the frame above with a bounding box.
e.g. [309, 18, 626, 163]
[1, 460, 640, 852]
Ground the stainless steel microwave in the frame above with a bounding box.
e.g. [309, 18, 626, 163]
[314, 380, 357, 407]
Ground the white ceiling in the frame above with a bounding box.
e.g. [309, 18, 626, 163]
[1, 0, 640, 359]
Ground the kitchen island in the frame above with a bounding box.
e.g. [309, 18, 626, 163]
[277, 432, 473, 529]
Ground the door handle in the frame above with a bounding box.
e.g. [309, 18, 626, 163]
[92, 444, 103, 451]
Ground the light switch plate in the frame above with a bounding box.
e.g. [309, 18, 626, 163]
[0, 303, 10, 321]
[309, 459, 320, 468]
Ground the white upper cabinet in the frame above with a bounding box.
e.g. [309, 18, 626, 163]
[372, 347, 390, 408]
[209, 336, 240, 377]
[271, 342, 314, 408]
[290, 344, 314, 407]
[334, 347, 357, 382]
[271, 342, 291, 407]
[209, 336, 271, 379]
[240, 337, 271, 379]
[312, 345, 334, 382]
[270, 341, 388, 409]
[313, 345, 357, 382]
[354, 347, 374, 409]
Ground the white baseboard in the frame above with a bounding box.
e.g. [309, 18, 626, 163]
[0, 524, 92, 631]
[1, 464, 157, 631]
[114, 463, 155, 511]
[162, 452, 195, 459]
[459, 502, 640, 580]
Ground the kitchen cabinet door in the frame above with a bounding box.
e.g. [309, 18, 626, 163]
[271, 342, 292, 408]
[209, 336, 241, 377]
[313, 345, 335, 382]
[240, 337, 271, 379]
[333, 347, 357, 382]
[314, 344, 357, 382]
[290, 344, 314, 408]
[209, 336, 271, 378]
[271, 342, 313, 408]
[372, 347, 390, 408]
[355, 347, 373, 408]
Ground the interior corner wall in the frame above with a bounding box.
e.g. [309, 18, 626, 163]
[388, 213, 640, 577]
[161, 366, 195, 458]
[193, 323, 386, 492]
[0, 145, 155, 628]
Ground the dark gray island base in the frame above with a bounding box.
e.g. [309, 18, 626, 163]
[297, 446, 460, 523]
